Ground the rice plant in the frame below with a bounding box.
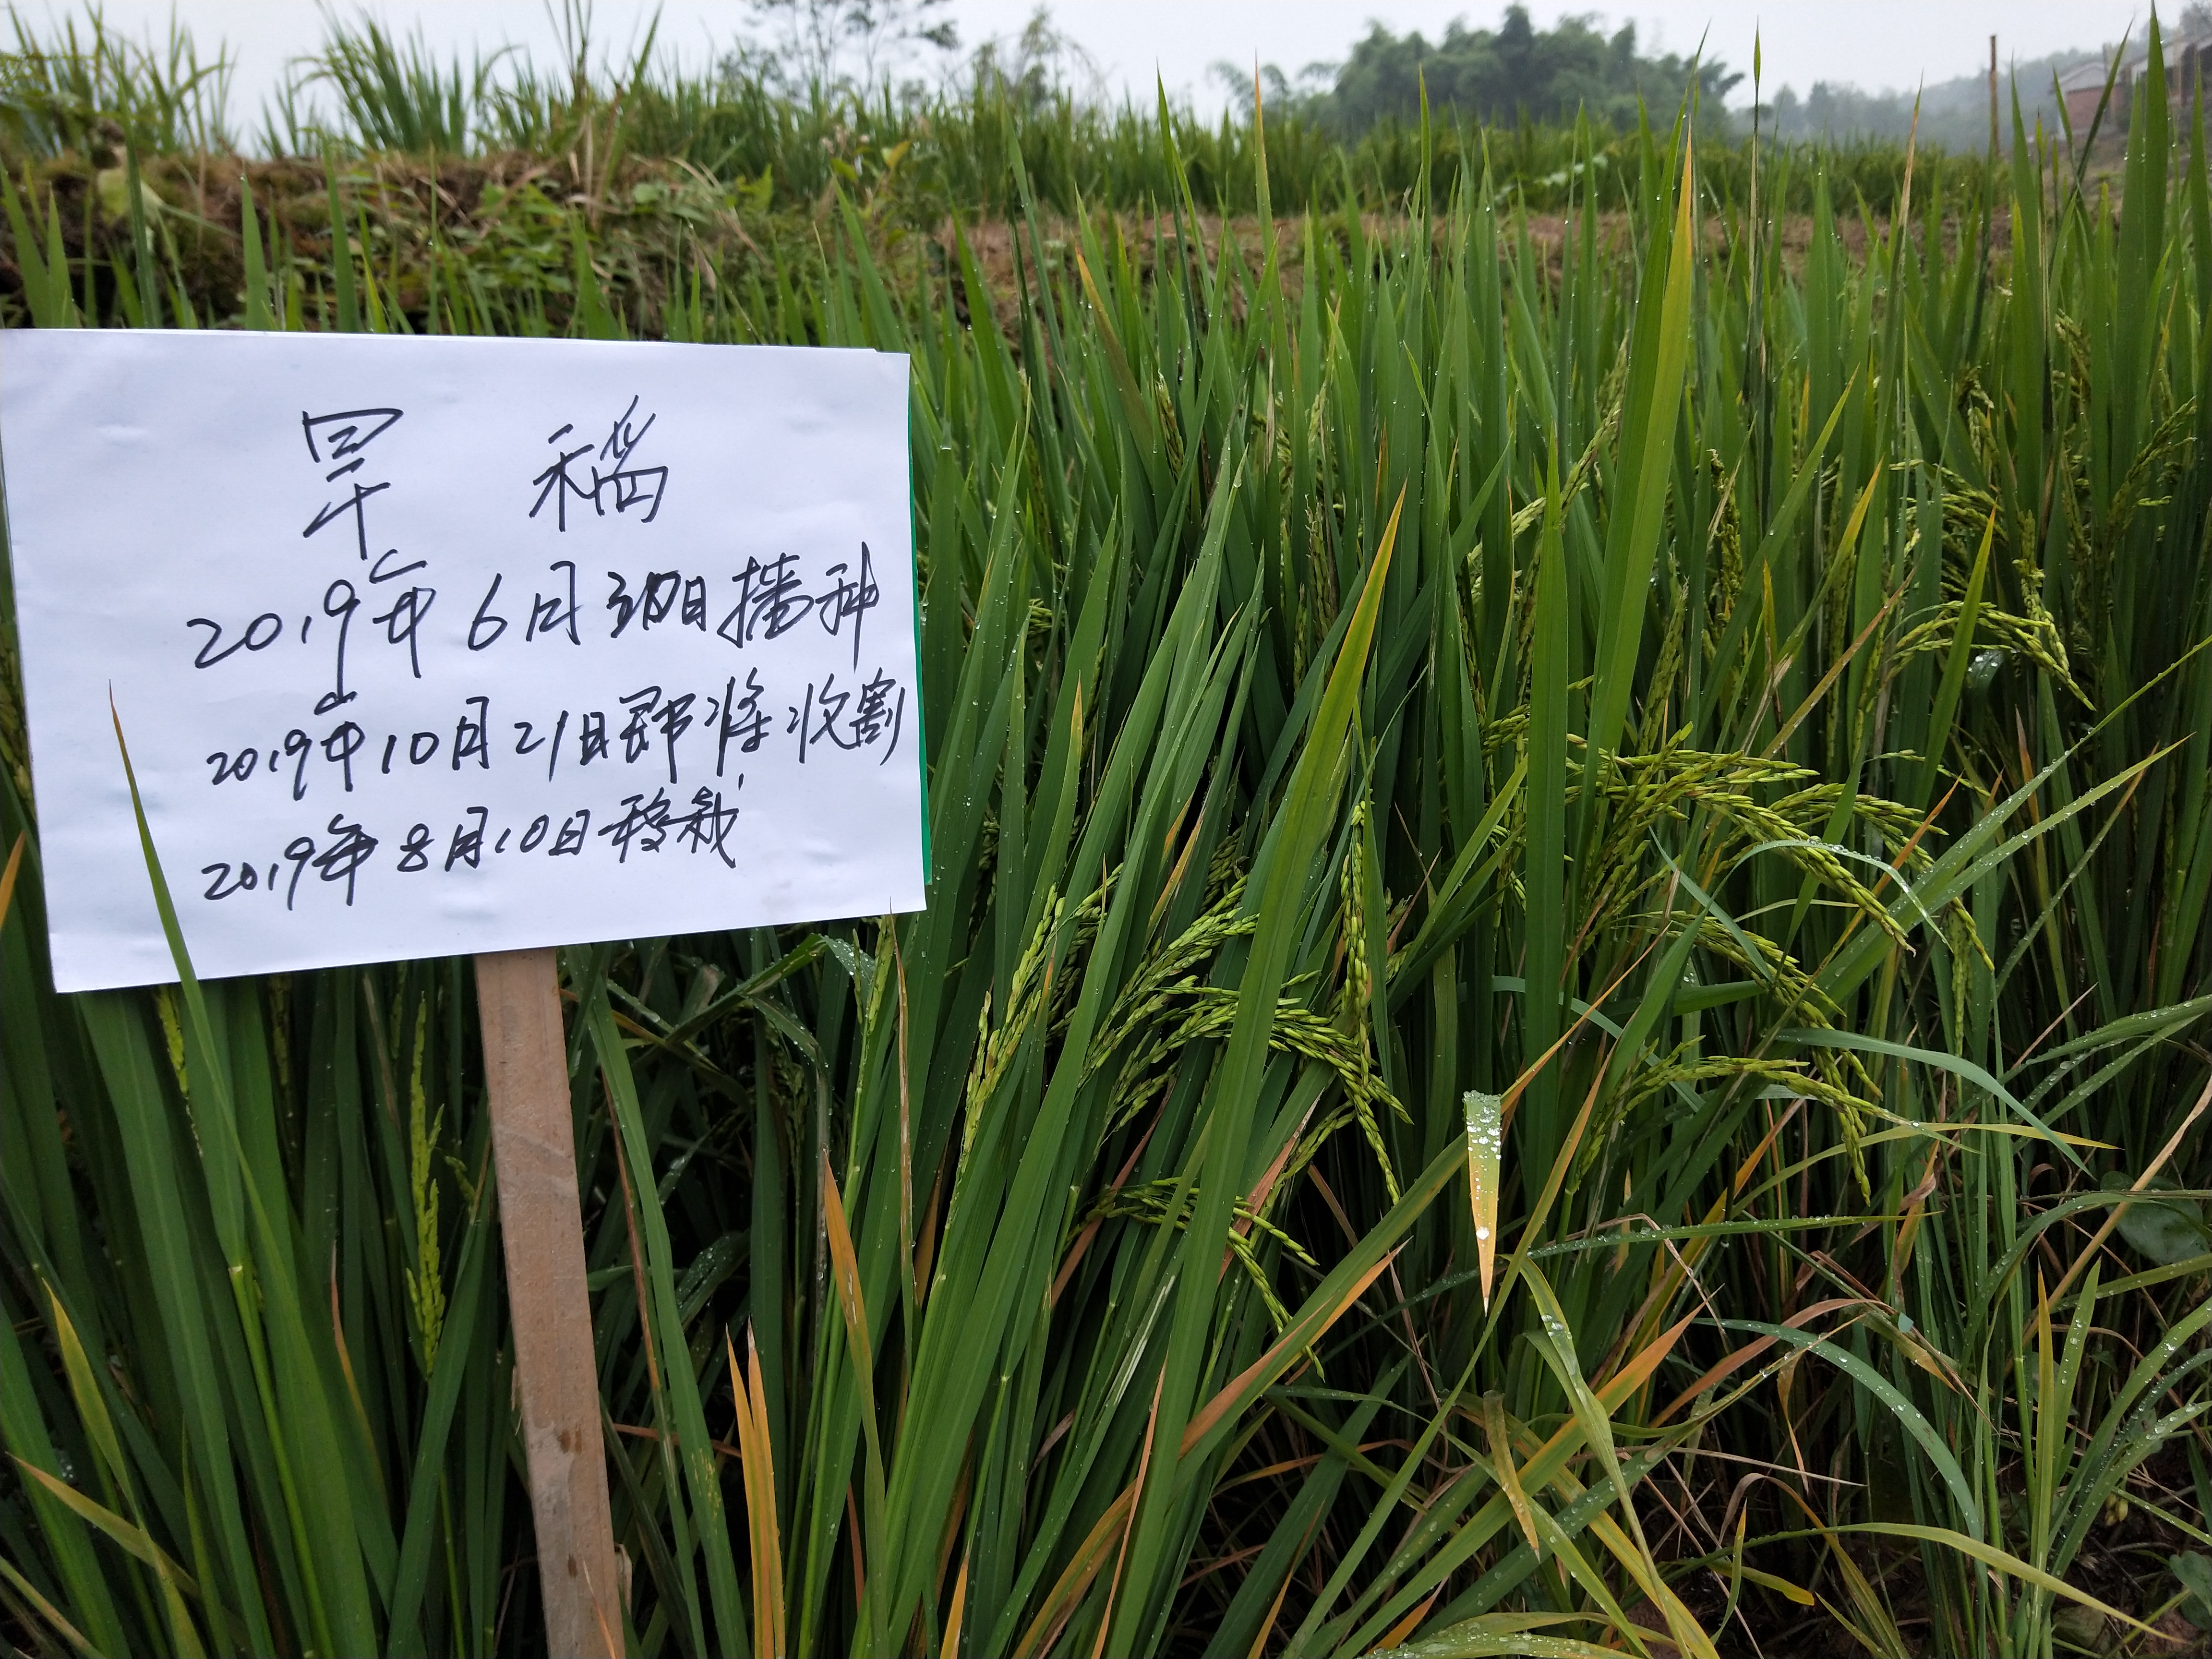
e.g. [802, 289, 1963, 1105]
[1, 9, 2208, 1658]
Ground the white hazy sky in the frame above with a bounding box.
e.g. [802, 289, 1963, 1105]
[10, 1, 2152, 124]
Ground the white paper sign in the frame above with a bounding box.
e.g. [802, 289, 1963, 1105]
[2, 330, 926, 992]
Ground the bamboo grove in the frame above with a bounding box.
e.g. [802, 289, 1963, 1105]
[1, 15, 2210, 1659]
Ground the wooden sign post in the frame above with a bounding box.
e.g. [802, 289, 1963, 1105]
[477, 948, 619, 1657]
[3, 329, 924, 1659]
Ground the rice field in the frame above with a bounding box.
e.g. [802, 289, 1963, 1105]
[0, 12, 2209, 1659]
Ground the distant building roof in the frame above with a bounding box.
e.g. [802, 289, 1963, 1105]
[2055, 21, 2212, 95]
[2056, 59, 2113, 95]
[2118, 24, 2212, 79]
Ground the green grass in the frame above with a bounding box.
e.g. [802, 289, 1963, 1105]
[1, 10, 2210, 1659]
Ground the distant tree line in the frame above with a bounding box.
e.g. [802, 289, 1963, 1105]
[739, 0, 2138, 154]
[1225, 6, 1742, 136]
[1759, 56, 2088, 151]
[1758, 1, 2206, 150]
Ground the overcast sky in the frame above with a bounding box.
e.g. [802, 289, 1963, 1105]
[10, 1, 2153, 125]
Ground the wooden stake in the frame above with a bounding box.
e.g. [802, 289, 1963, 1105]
[477, 947, 620, 1658]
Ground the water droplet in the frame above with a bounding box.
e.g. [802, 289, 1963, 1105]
[1462, 1089, 1503, 1154]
